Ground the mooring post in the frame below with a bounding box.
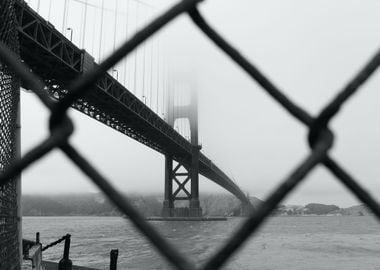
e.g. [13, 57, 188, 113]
[109, 249, 119, 270]
[58, 234, 72, 270]
[36, 232, 40, 244]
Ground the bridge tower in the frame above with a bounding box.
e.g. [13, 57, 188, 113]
[162, 85, 202, 217]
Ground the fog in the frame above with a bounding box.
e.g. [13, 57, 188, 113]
[21, 0, 380, 207]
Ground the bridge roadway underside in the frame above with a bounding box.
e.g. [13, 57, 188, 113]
[13, 0, 250, 205]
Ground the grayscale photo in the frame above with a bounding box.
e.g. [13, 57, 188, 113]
[0, 0, 379, 269]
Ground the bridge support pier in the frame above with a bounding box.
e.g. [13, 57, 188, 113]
[161, 146, 203, 217]
[240, 202, 254, 217]
[189, 145, 202, 217]
[162, 155, 174, 217]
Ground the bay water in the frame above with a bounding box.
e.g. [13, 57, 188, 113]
[23, 216, 380, 269]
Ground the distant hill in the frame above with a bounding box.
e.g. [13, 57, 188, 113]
[22, 196, 72, 216]
[22, 194, 371, 217]
[22, 193, 262, 217]
[274, 202, 373, 216]
[304, 203, 339, 215]
[22, 194, 160, 217]
[338, 204, 373, 216]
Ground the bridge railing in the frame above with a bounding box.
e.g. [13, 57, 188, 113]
[1, 0, 380, 269]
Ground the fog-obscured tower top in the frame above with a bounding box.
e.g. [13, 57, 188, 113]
[166, 82, 198, 145]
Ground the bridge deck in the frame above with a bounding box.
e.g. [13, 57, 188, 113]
[14, 0, 249, 204]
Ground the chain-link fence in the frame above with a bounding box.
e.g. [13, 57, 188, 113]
[0, 0, 20, 269]
[1, 0, 380, 269]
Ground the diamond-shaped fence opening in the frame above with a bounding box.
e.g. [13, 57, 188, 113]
[0, 0, 20, 269]
[1, 0, 380, 269]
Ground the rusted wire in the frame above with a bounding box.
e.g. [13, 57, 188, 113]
[0, 0, 379, 269]
[42, 234, 70, 252]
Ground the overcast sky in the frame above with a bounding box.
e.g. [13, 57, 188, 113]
[21, 0, 380, 207]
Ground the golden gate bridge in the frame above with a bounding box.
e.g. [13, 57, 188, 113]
[0, 0, 252, 268]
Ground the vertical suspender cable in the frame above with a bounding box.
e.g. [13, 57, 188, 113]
[170, 79, 174, 127]
[181, 86, 184, 136]
[185, 91, 187, 137]
[173, 80, 176, 130]
[178, 85, 183, 136]
[48, 0, 52, 21]
[156, 38, 160, 114]
[65, 1, 71, 39]
[171, 79, 174, 126]
[148, 7, 154, 109]
[81, 0, 88, 48]
[112, 0, 118, 80]
[174, 78, 178, 132]
[162, 62, 166, 119]
[133, 3, 139, 95]
[123, 0, 130, 87]
[184, 87, 186, 136]
[112, 0, 118, 68]
[189, 87, 191, 140]
[150, 39, 153, 108]
[98, 0, 105, 62]
[176, 85, 179, 134]
[62, 0, 68, 33]
[141, 6, 147, 102]
[166, 61, 169, 121]
[161, 63, 165, 119]
[79, 1, 84, 46]
[168, 72, 171, 122]
[183, 87, 185, 136]
[142, 41, 146, 102]
[37, 0, 40, 13]
[91, 5, 96, 55]
[180, 86, 182, 135]
[177, 84, 180, 134]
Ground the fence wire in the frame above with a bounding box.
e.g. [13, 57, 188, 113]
[1, 0, 380, 269]
[0, 0, 20, 269]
